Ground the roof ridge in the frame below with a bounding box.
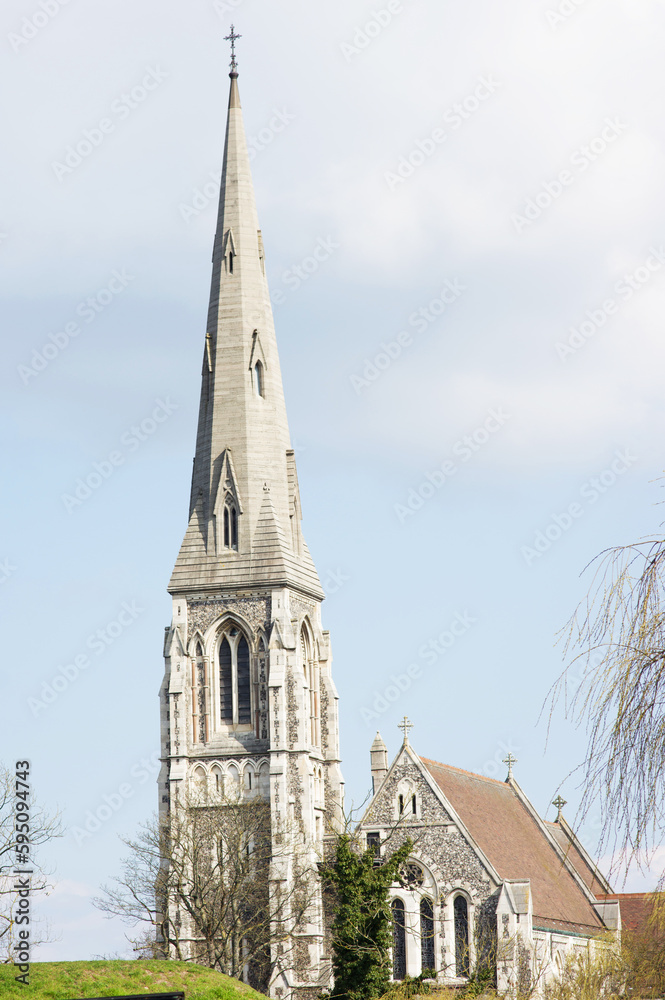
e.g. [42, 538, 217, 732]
[419, 755, 509, 787]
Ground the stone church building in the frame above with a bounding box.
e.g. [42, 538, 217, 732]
[359, 726, 620, 994]
[157, 47, 621, 999]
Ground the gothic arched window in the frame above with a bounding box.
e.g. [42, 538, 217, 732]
[218, 628, 252, 727]
[254, 360, 264, 397]
[454, 895, 470, 977]
[420, 897, 435, 973]
[392, 898, 407, 981]
[223, 499, 238, 551]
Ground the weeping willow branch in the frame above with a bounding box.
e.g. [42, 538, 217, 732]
[548, 537, 665, 877]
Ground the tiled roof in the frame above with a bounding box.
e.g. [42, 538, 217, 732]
[596, 893, 658, 934]
[544, 821, 609, 897]
[420, 757, 605, 936]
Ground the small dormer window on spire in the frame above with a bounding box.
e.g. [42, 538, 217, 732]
[228, 250, 234, 274]
[254, 360, 264, 397]
[223, 498, 238, 550]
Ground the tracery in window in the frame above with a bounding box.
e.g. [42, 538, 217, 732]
[401, 862, 424, 889]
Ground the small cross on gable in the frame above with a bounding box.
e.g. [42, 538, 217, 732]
[503, 753, 517, 780]
[398, 716, 413, 745]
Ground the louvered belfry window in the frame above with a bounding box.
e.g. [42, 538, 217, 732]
[218, 629, 251, 726]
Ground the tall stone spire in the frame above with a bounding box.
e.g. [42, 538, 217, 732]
[160, 59, 344, 997]
[169, 66, 322, 600]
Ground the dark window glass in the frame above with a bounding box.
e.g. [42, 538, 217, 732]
[392, 898, 406, 980]
[237, 636, 251, 724]
[223, 507, 230, 548]
[412, 794, 417, 814]
[454, 895, 469, 977]
[420, 897, 435, 973]
[366, 832, 381, 860]
[231, 506, 238, 549]
[219, 638, 233, 722]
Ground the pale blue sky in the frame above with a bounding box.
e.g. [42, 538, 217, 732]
[2, 0, 665, 960]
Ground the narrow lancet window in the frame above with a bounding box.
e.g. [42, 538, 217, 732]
[392, 899, 407, 980]
[223, 499, 238, 551]
[219, 637, 233, 722]
[454, 895, 470, 977]
[254, 360, 264, 397]
[237, 635, 251, 724]
[420, 897, 435, 972]
[229, 250, 234, 273]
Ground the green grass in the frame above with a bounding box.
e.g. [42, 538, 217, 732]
[0, 959, 267, 999]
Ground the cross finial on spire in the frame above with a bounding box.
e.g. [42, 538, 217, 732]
[225, 24, 242, 73]
[553, 795, 567, 821]
[503, 753, 517, 781]
[398, 717, 413, 745]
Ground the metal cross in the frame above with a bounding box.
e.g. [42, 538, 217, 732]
[503, 753, 517, 780]
[398, 716, 413, 745]
[553, 795, 567, 820]
[224, 25, 242, 72]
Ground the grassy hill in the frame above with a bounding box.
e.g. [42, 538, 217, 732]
[0, 960, 267, 1000]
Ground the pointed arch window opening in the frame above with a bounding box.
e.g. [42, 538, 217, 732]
[222, 496, 238, 551]
[301, 627, 320, 748]
[454, 895, 470, 978]
[392, 898, 407, 981]
[254, 360, 264, 398]
[218, 628, 253, 727]
[228, 249, 234, 274]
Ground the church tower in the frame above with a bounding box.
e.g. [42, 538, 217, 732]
[159, 43, 344, 997]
